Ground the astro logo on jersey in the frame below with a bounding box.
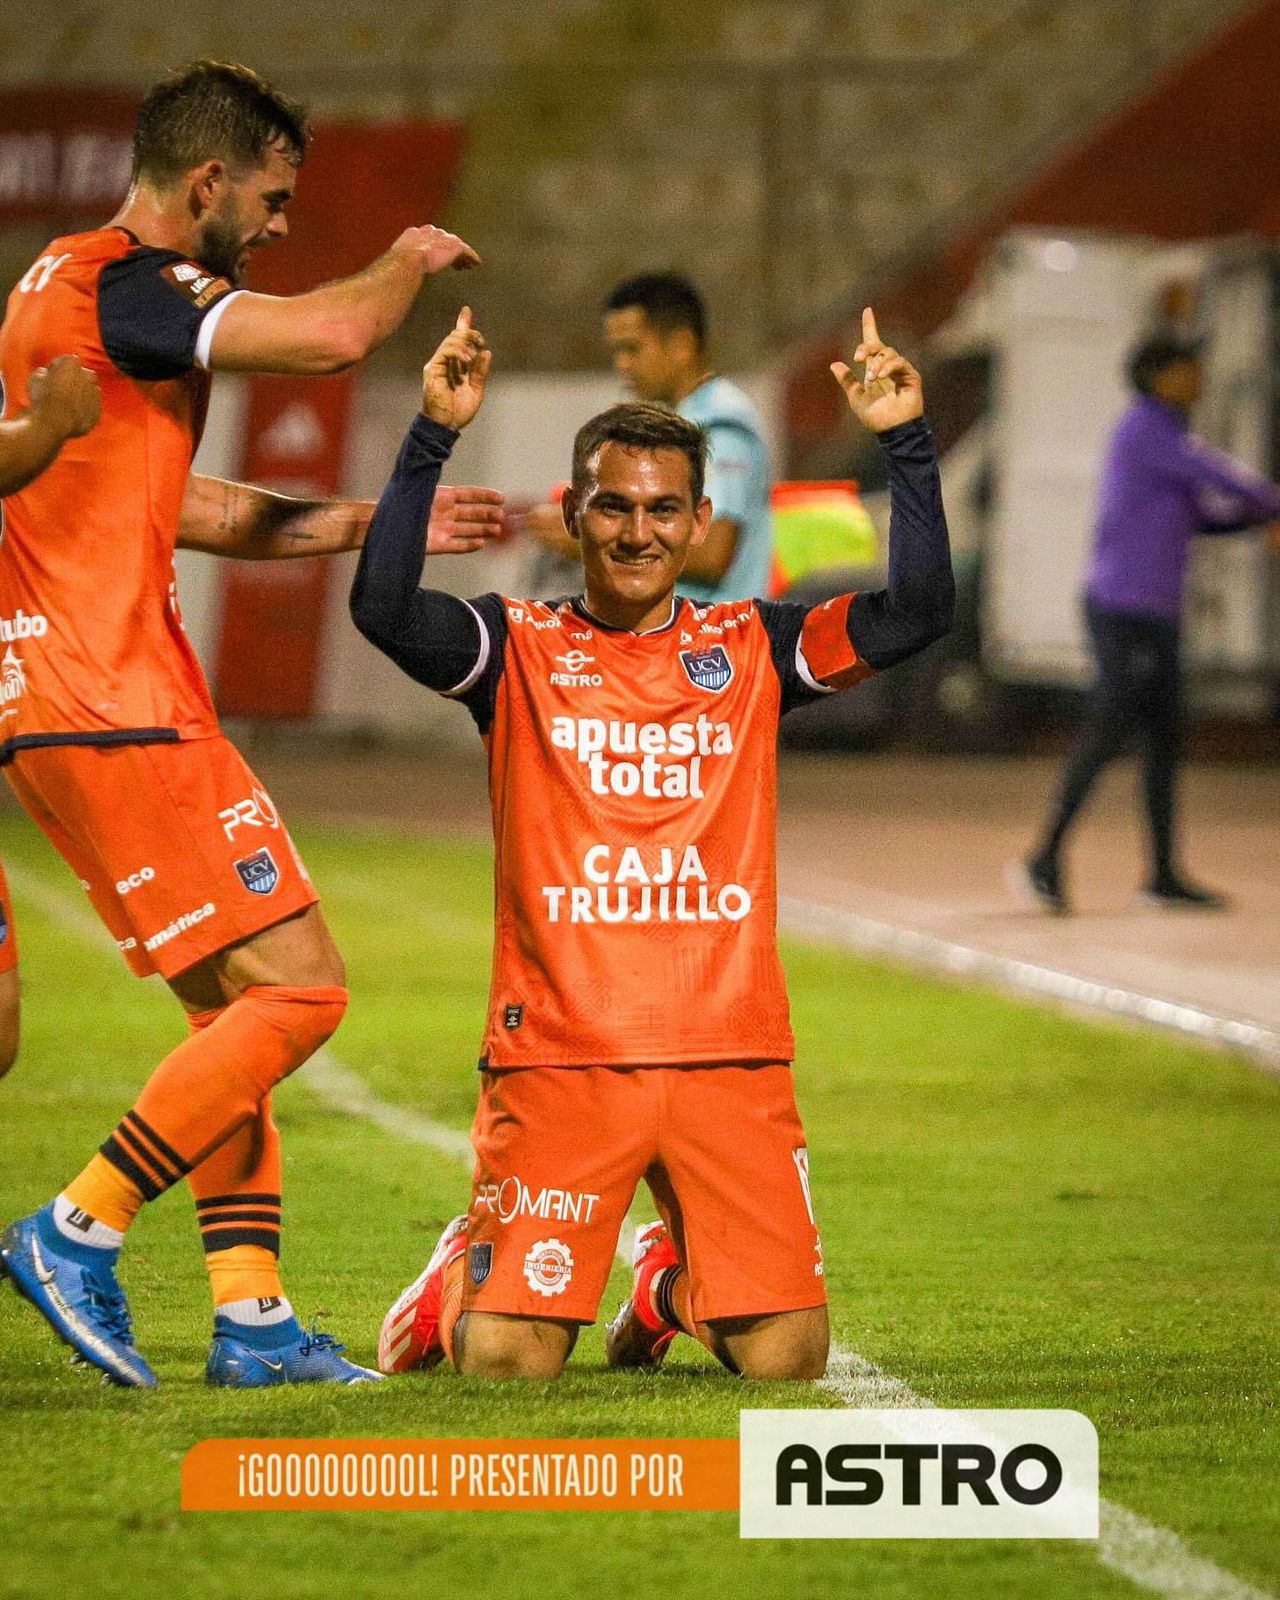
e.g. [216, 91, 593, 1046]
[235, 848, 280, 896]
[679, 644, 733, 693]
[550, 649, 602, 689]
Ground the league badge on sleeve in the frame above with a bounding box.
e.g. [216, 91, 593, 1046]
[234, 848, 280, 896]
[679, 644, 733, 693]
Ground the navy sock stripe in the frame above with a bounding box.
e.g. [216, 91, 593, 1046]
[197, 1209, 282, 1228]
[124, 1111, 190, 1176]
[195, 1192, 282, 1212]
[201, 1226, 281, 1255]
[100, 1136, 164, 1201]
[113, 1123, 182, 1188]
[654, 1265, 682, 1330]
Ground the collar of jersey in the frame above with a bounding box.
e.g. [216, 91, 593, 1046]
[570, 596, 685, 637]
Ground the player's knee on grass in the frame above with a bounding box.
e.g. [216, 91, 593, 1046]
[453, 1312, 578, 1380]
[710, 1305, 829, 1381]
[0, 968, 19, 1076]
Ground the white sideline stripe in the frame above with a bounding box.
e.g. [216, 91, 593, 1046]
[305, 1053, 472, 1161]
[10, 865, 1274, 1600]
[779, 895, 1280, 1076]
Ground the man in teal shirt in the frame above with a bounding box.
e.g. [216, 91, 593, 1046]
[602, 273, 774, 602]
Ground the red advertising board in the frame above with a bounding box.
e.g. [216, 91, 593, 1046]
[0, 88, 136, 226]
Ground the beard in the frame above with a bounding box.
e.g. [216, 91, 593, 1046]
[195, 210, 250, 284]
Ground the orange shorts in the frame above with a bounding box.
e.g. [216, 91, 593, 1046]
[463, 1063, 826, 1325]
[0, 857, 17, 975]
[5, 735, 317, 979]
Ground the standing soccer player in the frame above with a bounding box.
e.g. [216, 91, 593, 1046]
[0, 60, 496, 1388]
[356, 306, 952, 1380]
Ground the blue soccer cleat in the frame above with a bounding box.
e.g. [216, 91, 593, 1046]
[0, 1207, 157, 1388]
[206, 1314, 383, 1387]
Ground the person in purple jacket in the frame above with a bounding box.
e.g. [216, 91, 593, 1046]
[1021, 333, 1280, 913]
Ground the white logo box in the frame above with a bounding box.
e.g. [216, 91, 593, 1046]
[740, 1409, 1098, 1540]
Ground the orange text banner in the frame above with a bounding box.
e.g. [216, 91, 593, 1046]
[183, 1438, 739, 1512]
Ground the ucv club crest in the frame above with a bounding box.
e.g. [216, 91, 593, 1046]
[679, 644, 733, 693]
[234, 848, 280, 896]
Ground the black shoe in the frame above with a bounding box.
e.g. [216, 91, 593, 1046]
[1141, 876, 1229, 911]
[1010, 854, 1069, 915]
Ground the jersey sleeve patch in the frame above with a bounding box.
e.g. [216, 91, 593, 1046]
[798, 593, 876, 690]
[159, 261, 233, 308]
[98, 247, 240, 381]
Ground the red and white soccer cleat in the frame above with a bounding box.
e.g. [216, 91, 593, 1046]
[604, 1220, 681, 1370]
[378, 1214, 469, 1374]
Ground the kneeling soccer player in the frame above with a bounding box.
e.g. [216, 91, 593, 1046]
[355, 306, 953, 1380]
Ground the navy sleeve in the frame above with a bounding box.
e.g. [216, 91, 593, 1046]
[97, 247, 239, 380]
[756, 599, 825, 717]
[846, 417, 954, 670]
[349, 414, 508, 735]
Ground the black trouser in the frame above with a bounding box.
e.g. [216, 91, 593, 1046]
[1039, 599, 1182, 880]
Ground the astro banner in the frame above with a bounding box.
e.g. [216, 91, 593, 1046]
[213, 117, 464, 718]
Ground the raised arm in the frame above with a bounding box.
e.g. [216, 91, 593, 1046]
[0, 357, 100, 496]
[204, 225, 480, 375]
[832, 309, 954, 669]
[350, 309, 497, 691]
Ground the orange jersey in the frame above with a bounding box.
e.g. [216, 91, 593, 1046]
[457, 593, 870, 1068]
[0, 227, 241, 758]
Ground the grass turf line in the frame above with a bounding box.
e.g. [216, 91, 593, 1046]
[0, 817, 1275, 1600]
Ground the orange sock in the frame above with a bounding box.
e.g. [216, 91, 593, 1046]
[183, 1006, 285, 1307]
[205, 1243, 284, 1304]
[438, 1253, 466, 1367]
[65, 985, 345, 1236]
[63, 1152, 146, 1235]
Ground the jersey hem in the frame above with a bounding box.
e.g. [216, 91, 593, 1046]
[0, 727, 181, 766]
[478, 1053, 795, 1072]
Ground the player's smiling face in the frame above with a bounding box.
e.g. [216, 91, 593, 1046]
[196, 140, 297, 285]
[564, 443, 712, 628]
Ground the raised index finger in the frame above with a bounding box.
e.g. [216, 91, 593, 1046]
[861, 306, 881, 349]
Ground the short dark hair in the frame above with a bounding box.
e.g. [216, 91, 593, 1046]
[132, 60, 309, 184]
[571, 402, 708, 503]
[1126, 332, 1204, 395]
[604, 272, 707, 348]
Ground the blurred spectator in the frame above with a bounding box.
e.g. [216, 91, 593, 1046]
[1018, 333, 1280, 913]
[524, 272, 773, 603]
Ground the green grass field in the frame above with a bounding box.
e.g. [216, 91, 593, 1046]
[0, 814, 1276, 1600]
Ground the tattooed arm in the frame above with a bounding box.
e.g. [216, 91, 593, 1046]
[177, 473, 505, 560]
[177, 475, 371, 559]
